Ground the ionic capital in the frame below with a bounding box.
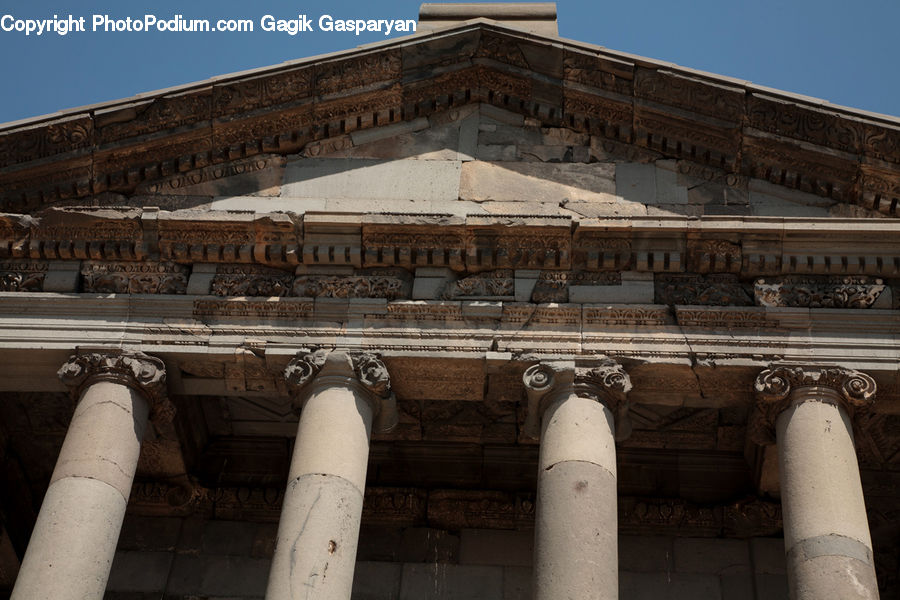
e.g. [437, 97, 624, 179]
[283, 348, 398, 433]
[522, 357, 632, 440]
[58, 349, 170, 421]
[751, 365, 876, 444]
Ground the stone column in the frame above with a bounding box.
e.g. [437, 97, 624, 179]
[266, 349, 398, 600]
[523, 357, 632, 600]
[754, 365, 880, 600]
[11, 350, 166, 600]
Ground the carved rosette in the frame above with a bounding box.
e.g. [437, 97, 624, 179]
[58, 350, 171, 421]
[750, 365, 877, 444]
[522, 357, 633, 441]
[283, 348, 398, 433]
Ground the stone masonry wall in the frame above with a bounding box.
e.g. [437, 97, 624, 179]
[103, 515, 788, 600]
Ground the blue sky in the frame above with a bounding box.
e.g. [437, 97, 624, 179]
[1, 0, 898, 124]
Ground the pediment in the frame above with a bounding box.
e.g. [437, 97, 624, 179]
[0, 22, 898, 220]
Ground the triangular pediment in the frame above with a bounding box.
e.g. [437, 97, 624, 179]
[0, 21, 898, 220]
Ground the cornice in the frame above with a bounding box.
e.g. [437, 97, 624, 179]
[2, 211, 900, 279]
[0, 24, 897, 215]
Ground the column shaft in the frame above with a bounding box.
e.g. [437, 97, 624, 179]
[12, 381, 149, 600]
[534, 394, 618, 600]
[777, 388, 879, 600]
[266, 381, 373, 600]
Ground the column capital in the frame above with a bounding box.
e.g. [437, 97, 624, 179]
[58, 348, 170, 421]
[283, 348, 398, 433]
[751, 364, 876, 444]
[522, 356, 632, 440]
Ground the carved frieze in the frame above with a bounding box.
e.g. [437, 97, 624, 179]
[635, 68, 744, 122]
[531, 271, 622, 303]
[572, 234, 633, 271]
[96, 91, 211, 144]
[656, 274, 753, 306]
[0, 260, 47, 291]
[81, 261, 188, 294]
[563, 49, 633, 96]
[687, 239, 742, 273]
[747, 94, 862, 155]
[192, 298, 314, 319]
[583, 306, 670, 327]
[442, 270, 514, 299]
[315, 50, 401, 96]
[293, 269, 411, 299]
[754, 276, 885, 308]
[362, 225, 466, 271]
[466, 224, 571, 271]
[0, 116, 93, 169]
[210, 265, 293, 297]
[213, 68, 313, 118]
[675, 307, 777, 329]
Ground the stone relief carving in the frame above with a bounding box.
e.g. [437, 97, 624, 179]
[0, 260, 47, 292]
[656, 274, 753, 306]
[531, 271, 622, 303]
[751, 365, 877, 444]
[442, 270, 514, 299]
[81, 261, 189, 294]
[292, 269, 411, 299]
[58, 350, 170, 420]
[210, 266, 293, 297]
[754, 276, 886, 308]
[523, 357, 632, 440]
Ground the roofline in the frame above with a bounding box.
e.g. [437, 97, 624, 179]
[2, 18, 898, 133]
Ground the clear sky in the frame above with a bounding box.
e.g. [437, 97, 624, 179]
[1, 0, 898, 124]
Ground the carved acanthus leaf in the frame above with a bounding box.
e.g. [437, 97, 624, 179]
[656, 274, 753, 306]
[0, 260, 47, 291]
[283, 348, 328, 394]
[754, 276, 885, 308]
[58, 350, 169, 419]
[81, 261, 189, 294]
[442, 270, 514, 299]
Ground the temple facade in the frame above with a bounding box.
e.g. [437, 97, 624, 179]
[0, 4, 898, 599]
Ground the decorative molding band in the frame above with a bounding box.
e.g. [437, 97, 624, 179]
[751, 365, 877, 444]
[0, 259, 47, 291]
[754, 276, 886, 309]
[81, 261, 188, 294]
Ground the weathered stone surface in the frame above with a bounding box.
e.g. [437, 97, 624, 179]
[283, 158, 461, 203]
[460, 161, 616, 203]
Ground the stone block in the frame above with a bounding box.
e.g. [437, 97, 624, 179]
[400, 563, 504, 600]
[655, 161, 689, 205]
[186, 263, 217, 295]
[283, 158, 461, 203]
[460, 161, 616, 203]
[201, 520, 257, 556]
[118, 516, 183, 552]
[503, 566, 532, 600]
[748, 178, 834, 217]
[167, 554, 270, 596]
[514, 270, 541, 302]
[357, 526, 404, 562]
[565, 200, 648, 218]
[619, 571, 723, 600]
[750, 538, 786, 574]
[619, 535, 673, 572]
[397, 528, 460, 563]
[518, 145, 569, 162]
[568, 271, 654, 303]
[459, 529, 533, 566]
[210, 195, 327, 213]
[352, 561, 403, 600]
[44, 260, 81, 292]
[754, 573, 789, 600]
[412, 268, 455, 300]
[477, 145, 518, 161]
[687, 182, 726, 205]
[674, 538, 751, 574]
[720, 572, 755, 600]
[616, 162, 656, 205]
[647, 204, 705, 217]
[477, 201, 567, 216]
[106, 551, 173, 592]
